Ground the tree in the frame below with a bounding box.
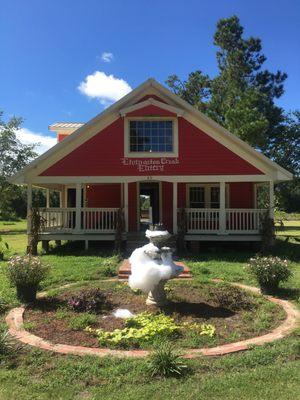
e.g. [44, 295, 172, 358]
[166, 15, 299, 211]
[0, 112, 37, 219]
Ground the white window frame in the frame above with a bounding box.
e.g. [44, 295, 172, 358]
[187, 183, 229, 208]
[124, 116, 179, 158]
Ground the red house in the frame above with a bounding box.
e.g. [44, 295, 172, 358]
[12, 79, 292, 249]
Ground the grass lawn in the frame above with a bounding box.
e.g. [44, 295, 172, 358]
[0, 219, 27, 233]
[0, 223, 299, 399]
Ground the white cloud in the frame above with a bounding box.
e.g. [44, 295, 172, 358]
[78, 71, 132, 106]
[16, 127, 56, 155]
[101, 52, 114, 62]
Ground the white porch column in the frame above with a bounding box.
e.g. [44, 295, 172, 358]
[46, 189, 50, 208]
[27, 184, 32, 234]
[75, 183, 82, 232]
[59, 190, 63, 208]
[269, 180, 274, 219]
[219, 181, 226, 234]
[124, 182, 129, 232]
[173, 182, 178, 234]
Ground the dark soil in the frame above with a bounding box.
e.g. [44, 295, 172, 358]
[24, 281, 285, 349]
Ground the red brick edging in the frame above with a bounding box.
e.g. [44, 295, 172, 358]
[5, 281, 300, 359]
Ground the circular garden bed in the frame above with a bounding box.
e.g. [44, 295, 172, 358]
[23, 279, 286, 351]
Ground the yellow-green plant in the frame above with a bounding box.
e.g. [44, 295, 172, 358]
[86, 312, 216, 347]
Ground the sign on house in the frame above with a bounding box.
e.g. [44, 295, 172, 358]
[121, 157, 180, 172]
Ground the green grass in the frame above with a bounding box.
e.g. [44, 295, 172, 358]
[0, 219, 27, 233]
[276, 220, 300, 237]
[275, 211, 300, 221]
[0, 225, 299, 399]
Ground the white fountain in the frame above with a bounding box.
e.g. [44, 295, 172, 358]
[128, 224, 183, 306]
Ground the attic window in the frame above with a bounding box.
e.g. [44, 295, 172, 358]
[129, 120, 173, 153]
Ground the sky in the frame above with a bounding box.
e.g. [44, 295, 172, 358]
[1, 0, 299, 154]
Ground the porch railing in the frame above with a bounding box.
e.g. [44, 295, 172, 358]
[186, 209, 220, 233]
[81, 208, 118, 232]
[39, 207, 118, 233]
[226, 209, 266, 234]
[186, 208, 267, 234]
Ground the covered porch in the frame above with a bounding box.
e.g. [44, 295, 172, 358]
[26, 175, 275, 247]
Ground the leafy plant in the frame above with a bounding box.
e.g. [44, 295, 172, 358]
[183, 322, 216, 337]
[6, 255, 50, 287]
[247, 256, 292, 292]
[0, 235, 9, 260]
[0, 331, 16, 356]
[102, 265, 116, 277]
[67, 288, 107, 313]
[86, 312, 180, 347]
[69, 313, 98, 331]
[147, 341, 189, 378]
[0, 298, 8, 314]
[27, 207, 46, 256]
[260, 212, 275, 251]
[86, 312, 216, 348]
[210, 284, 254, 311]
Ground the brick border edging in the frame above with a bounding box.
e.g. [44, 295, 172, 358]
[5, 281, 300, 359]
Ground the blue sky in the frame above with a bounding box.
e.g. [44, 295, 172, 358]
[1, 0, 299, 153]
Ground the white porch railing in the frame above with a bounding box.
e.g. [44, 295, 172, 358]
[39, 208, 118, 233]
[81, 208, 118, 232]
[226, 209, 266, 234]
[186, 208, 267, 234]
[40, 208, 76, 232]
[186, 209, 220, 233]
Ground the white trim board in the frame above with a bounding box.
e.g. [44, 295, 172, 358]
[29, 174, 272, 184]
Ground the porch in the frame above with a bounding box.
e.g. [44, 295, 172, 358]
[36, 206, 267, 241]
[26, 176, 274, 247]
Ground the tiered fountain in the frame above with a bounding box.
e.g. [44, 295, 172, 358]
[128, 224, 183, 306]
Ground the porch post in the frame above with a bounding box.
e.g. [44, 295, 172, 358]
[46, 189, 50, 208]
[219, 181, 226, 234]
[269, 180, 274, 219]
[173, 182, 178, 234]
[75, 183, 82, 232]
[27, 184, 32, 234]
[59, 190, 63, 208]
[124, 182, 129, 232]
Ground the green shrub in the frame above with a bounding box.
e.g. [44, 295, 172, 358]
[67, 288, 107, 313]
[0, 236, 9, 260]
[0, 331, 16, 356]
[102, 265, 116, 277]
[210, 284, 254, 311]
[6, 255, 50, 287]
[148, 341, 189, 378]
[247, 256, 292, 292]
[0, 298, 8, 314]
[69, 313, 98, 331]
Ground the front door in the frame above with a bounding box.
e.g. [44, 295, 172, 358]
[139, 182, 160, 230]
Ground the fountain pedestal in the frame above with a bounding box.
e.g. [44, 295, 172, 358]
[146, 280, 168, 307]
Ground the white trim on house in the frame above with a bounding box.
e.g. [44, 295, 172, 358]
[10, 78, 292, 184]
[124, 116, 179, 158]
[119, 98, 185, 117]
[29, 174, 273, 184]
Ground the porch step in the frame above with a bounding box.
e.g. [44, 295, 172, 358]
[118, 259, 192, 280]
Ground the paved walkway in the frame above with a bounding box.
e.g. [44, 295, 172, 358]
[6, 281, 300, 359]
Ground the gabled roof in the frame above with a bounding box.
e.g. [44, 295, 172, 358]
[11, 78, 293, 183]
